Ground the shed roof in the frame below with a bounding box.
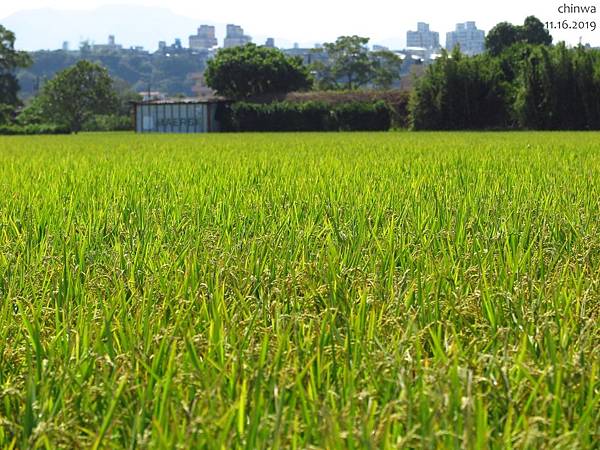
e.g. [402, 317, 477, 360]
[134, 96, 230, 105]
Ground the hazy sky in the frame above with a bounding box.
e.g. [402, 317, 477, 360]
[1, 0, 599, 47]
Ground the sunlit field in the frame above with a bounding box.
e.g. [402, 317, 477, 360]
[0, 132, 598, 448]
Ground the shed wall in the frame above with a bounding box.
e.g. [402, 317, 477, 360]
[135, 103, 219, 133]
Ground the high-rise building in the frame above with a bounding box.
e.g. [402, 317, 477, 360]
[157, 39, 185, 54]
[265, 38, 275, 48]
[446, 22, 485, 55]
[189, 25, 218, 50]
[224, 24, 252, 48]
[407, 23, 440, 49]
[372, 45, 389, 52]
[92, 35, 122, 53]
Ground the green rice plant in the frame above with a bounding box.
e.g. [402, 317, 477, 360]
[0, 131, 598, 448]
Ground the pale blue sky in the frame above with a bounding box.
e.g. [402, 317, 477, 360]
[1, 0, 599, 48]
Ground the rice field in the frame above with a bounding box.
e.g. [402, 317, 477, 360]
[0, 132, 598, 449]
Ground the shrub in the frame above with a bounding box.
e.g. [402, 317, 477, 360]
[0, 123, 71, 135]
[221, 100, 391, 132]
[332, 101, 391, 131]
[83, 114, 133, 132]
[249, 90, 410, 129]
[0, 104, 16, 125]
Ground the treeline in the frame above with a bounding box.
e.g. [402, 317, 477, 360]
[411, 43, 600, 130]
[17, 48, 205, 99]
[1, 24, 138, 134]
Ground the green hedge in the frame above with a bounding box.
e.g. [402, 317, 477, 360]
[334, 101, 391, 131]
[0, 124, 71, 135]
[218, 100, 391, 132]
[83, 114, 133, 132]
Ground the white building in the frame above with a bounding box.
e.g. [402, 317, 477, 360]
[446, 22, 485, 56]
[92, 35, 122, 53]
[189, 25, 218, 50]
[407, 23, 440, 50]
[223, 24, 252, 48]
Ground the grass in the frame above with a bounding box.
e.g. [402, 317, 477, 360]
[0, 131, 598, 449]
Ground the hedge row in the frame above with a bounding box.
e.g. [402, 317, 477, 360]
[249, 90, 411, 128]
[82, 114, 133, 132]
[0, 124, 71, 135]
[218, 101, 392, 132]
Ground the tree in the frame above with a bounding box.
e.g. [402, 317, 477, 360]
[515, 43, 599, 130]
[486, 16, 552, 56]
[370, 50, 403, 89]
[486, 22, 520, 56]
[313, 36, 373, 90]
[204, 44, 312, 99]
[410, 48, 510, 130]
[36, 60, 118, 132]
[521, 16, 552, 46]
[112, 77, 142, 116]
[0, 25, 31, 123]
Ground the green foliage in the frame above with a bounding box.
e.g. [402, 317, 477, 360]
[82, 114, 133, 132]
[411, 49, 510, 130]
[242, 90, 411, 128]
[486, 16, 552, 56]
[515, 43, 600, 129]
[0, 25, 31, 108]
[412, 39, 600, 130]
[221, 100, 391, 131]
[0, 25, 31, 125]
[0, 103, 15, 125]
[485, 22, 521, 57]
[205, 44, 312, 99]
[312, 36, 373, 90]
[333, 100, 391, 131]
[0, 132, 598, 448]
[522, 16, 553, 47]
[221, 101, 330, 132]
[15, 96, 46, 126]
[112, 78, 142, 116]
[34, 60, 119, 132]
[17, 49, 205, 99]
[370, 50, 403, 90]
[16, 71, 137, 132]
[0, 123, 70, 135]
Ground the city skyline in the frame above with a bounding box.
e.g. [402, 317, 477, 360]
[82, 20, 488, 56]
[1, 1, 599, 51]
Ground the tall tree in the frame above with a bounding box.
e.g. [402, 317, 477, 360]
[0, 25, 31, 123]
[485, 22, 520, 56]
[486, 16, 552, 56]
[313, 36, 373, 90]
[521, 16, 553, 46]
[36, 60, 118, 132]
[205, 44, 312, 99]
[410, 48, 509, 130]
[370, 50, 403, 89]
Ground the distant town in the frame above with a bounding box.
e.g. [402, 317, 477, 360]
[62, 21, 487, 60]
[26, 21, 484, 100]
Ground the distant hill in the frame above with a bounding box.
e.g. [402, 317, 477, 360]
[16, 49, 208, 100]
[2, 5, 217, 52]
